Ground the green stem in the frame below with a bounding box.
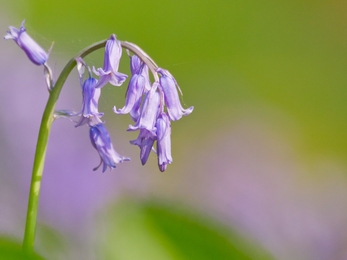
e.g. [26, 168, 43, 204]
[22, 40, 107, 254]
[22, 36, 159, 254]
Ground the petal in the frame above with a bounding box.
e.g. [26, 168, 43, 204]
[130, 55, 142, 74]
[92, 67, 111, 88]
[76, 57, 86, 86]
[75, 115, 103, 128]
[75, 77, 103, 127]
[4, 26, 19, 40]
[93, 34, 128, 87]
[81, 78, 103, 117]
[156, 113, 172, 172]
[93, 68, 127, 88]
[127, 84, 160, 133]
[114, 74, 145, 115]
[108, 71, 128, 86]
[158, 70, 194, 121]
[104, 34, 122, 73]
[141, 65, 152, 92]
[130, 129, 156, 165]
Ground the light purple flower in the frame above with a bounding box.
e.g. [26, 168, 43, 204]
[114, 55, 151, 121]
[157, 68, 194, 121]
[113, 74, 145, 120]
[89, 123, 130, 172]
[4, 20, 48, 66]
[93, 34, 127, 88]
[130, 54, 142, 74]
[75, 77, 104, 127]
[127, 83, 160, 134]
[130, 55, 151, 91]
[130, 128, 156, 165]
[156, 113, 172, 172]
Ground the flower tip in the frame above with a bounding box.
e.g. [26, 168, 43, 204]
[103, 165, 116, 173]
[127, 124, 138, 131]
[185, 106, 194, 115]
[112, 106, 117, 113]
[141, 158, 147, 166]
[159, 164, 167, 172]
[113, 105, 125, 115]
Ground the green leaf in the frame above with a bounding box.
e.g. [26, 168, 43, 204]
[97, 200, 273, 260]
[0, 236, 43, 260]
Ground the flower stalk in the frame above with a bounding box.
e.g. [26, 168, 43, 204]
[22, 40, 107, 254]
[21, 38, 186, 253]
[6, 21, 193, 254]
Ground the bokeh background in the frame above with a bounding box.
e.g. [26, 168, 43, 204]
[1, 0, 347, 259]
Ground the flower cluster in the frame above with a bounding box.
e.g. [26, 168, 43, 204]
[116, 54, 194, 171]
[5, 22, 193, 172]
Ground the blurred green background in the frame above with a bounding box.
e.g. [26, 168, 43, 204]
[1, 0, 347, 259]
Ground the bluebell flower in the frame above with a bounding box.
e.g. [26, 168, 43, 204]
[4, 20, 48, 66]
[157, 68, 194, 121]
[127, 83, 160, 135]
[93, 34, 128, 88]
[156, 113, 172, 172]
[75, 77, 104, 127]
[114, 55, 151, 121]
[130, 128, 156, 165]
[129, 55, 151, 91]
[130, 53, 142, 74]
[89, 123, 130, 172]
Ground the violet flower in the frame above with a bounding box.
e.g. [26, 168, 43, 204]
[75, 77, 104, 127]
[130, 128, 156, 165]
[73, 58, 104, 127]
[4, 20, 48, 66]
[89, 123, 130, 172]
[93, 34, 127, 88]
[127, 83, 160, 135]
[130, 55, 151, 91]
[156, 113, 172, 172]
[130, 54, 142, 74]
[157, 68, 194, 121]
[114, 55, 151, 121]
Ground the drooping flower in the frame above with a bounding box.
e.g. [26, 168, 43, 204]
[72, 58, 103, 127]
[130, 53, 141, 74]
[75, 77, 104, 127]
[130, 128, 156, 165]
[4, 20, 48, 66]
[130, 55, 151, 91]
[114, 55, 151, 121]
[157, 68, 194, 121]
[127, 83, 160, 134]
[113, 73, 145, 118]
[156, 112, 172, 172]
[93, 34, 127, 88]
[89, 123, 130, 172]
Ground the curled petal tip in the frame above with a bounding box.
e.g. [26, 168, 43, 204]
[112, 106, 118, 114]
[184, 106, 194, 116]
